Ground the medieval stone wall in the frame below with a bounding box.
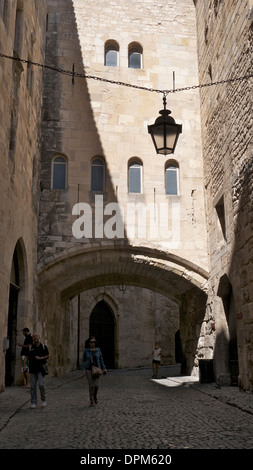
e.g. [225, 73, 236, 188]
[4, 1, 252, 387]
[0, 0, 47, 390]
[37, 0, 211, 374]
[39, 0, 207, 271]
[78, 287, 180, 369]
[194, 0, 253, 389]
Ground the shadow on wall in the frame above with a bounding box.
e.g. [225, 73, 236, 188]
[212, 154, 253, 389]
[39, 0, 126, 264]
[38, 0, 126, 372]
[180, 287, 208, 377]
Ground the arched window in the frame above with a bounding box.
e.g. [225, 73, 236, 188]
[165, 162, 179, 195]
[91, 158, 105, 191]
[128, 160, 142, 193]
[52, 156, 67, 190]
[104, 40, 119, 67]
[128, 42, 143, 69]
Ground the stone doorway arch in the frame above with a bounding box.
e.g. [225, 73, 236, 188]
[5, 283, 19, 386]
[215, 274, 238, 385]
[89, 300, 115, 369]
[5, 239, 27, 385]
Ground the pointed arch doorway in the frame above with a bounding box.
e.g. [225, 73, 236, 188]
[5, 248, 20, 385]
[89, 300, 115, 369]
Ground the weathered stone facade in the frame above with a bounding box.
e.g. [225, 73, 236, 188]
[0, 0, 47, 391]
[37, 0, 210, 378]
[0, 0, 252, 392]
[194, 0, 253, 389]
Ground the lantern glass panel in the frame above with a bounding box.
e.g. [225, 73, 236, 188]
[165, 125, 178, 151]
[152, 125, 165, 151]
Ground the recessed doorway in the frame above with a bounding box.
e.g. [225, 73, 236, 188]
[89, 300, 115, 369]
[5, 248, 20, 386]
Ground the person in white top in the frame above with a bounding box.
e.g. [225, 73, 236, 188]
[152, 342, 162, 378]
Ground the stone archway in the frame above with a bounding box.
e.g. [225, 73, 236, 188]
[6, 239, 28, 385]
[37, 243, 210, 376]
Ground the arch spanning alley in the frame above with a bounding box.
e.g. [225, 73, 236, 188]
[37, 242, 209, 376]
[38, 243, 208, 300]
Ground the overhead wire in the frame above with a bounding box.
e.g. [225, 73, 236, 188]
[0, 51, 252, 95]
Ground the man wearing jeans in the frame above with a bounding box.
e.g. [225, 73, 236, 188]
[25, 333, 49, 409]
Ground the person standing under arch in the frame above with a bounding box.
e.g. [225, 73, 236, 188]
[152, 342, 162, 378]
[82, 336, 107, 407]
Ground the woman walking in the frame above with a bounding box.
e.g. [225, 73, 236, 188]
[82, 336, 107, 407]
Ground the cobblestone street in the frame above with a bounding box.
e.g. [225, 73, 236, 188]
[1, 368, 253, 455]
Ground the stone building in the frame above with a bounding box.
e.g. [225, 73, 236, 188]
[0, 0, 252, 392]
[194, 0, 253, 390]
[38, 0, 209, 377]
[0, 0, 47, 391]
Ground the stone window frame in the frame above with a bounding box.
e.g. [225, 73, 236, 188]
[165, 160, 179, 196]
[104, 39, 120, 67]
[128, 42, 143, 69]
[214, 193, 227, 243]
[51, 154, 68, 190]
[91, 156, 106, 192]
[128, 157, 143, 194]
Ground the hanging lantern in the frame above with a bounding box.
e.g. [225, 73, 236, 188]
[148, 94, 182, 155]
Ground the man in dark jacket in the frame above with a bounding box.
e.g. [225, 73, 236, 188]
[25, 333, 49, 408]
[18, 328, 33, 388]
